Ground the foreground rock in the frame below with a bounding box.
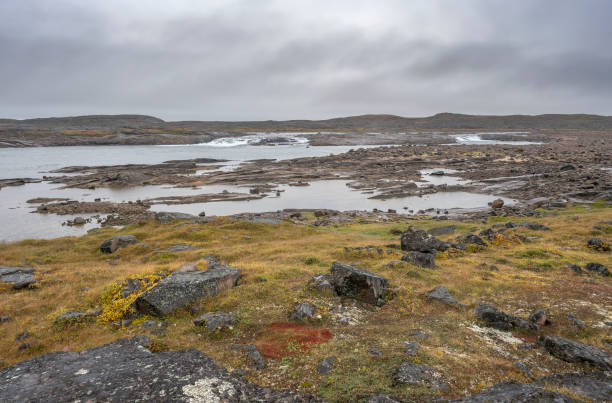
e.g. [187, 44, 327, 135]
[0, 337, 319, 402]
[134, 265, 241, 316]
[474, 303, 537, 331]
[400, 227, 451, 253]
[539, 335, 612, 371]
[531, 372, 612, 401]
[0, 266, 35, 289]
[99, 235, 138, 253]
[330, 262, 390, 306]
[401, 251, 435, 268]
[449, 381, 573, 402]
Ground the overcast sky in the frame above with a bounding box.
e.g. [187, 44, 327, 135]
[1, 0, 611, 121]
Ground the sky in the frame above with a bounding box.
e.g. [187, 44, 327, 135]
[1, 0, 611, 121]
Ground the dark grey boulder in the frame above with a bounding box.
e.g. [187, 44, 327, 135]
[474, 303, 537, 331]
[520, 221, 551, 231]
[193, 312, 235, 332]
[531, 372, 612, 401]
[317, 357, 337, 374]
[401, 251, 435, 268]
[155, 211, 196, 223]
[529, 310, 549, 326]
[455, 233, 487, 248]
[329, 262, 390, 306]
[587, 237, 610, 251]
[566, 263, 583, 274]
[289, 302, 317, 321]
[400, 227, 451, 253]
[246, 348, 265, 370]
[134, 265, 241, 316]
[99, 235, 138, 253]
[0, 337, 319, 402]
[539, 335, 612, 371]
[585, 262, 610, 276]
[392, 363, 448, 389]
[427, 225, 456, 236]
[0, 266, 35, 289]
[449, 381, 573, 402]
[426, 286, 461, 306]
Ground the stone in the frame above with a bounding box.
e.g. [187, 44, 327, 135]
[0, 316, 10, 323]
[367, 395, 401, 403]
[120, 278, 141, 298]
[99, 235, 137, 253]
[402, 341, 419, 356]
[568, 314, 586, 329]
[427, 225, 456, 236]
[455, 234, 487, 247]
[531, 372, 612, 402]
[529, 310, 550, 326]
[585, 262, 610, 276]
[0, 337, 318, 402]
[155, 211, 196, 223]
[491, 199, 504, 209]
[368, 347, 382, 357]
[289, 302, 317, 321]
[401, 251, 435, 268]
[474, 303, 537, 331]
[0, 266, 35, 289]
[519, 221, 550, 231]
[329, 262, 390, 306]
[246, 348, 265, 370]
[587, 237, 610, 251]
[306, 274, 334, 292]
[566, 263, 583, 274]
[392, 363, 448, 389]
[134, 265, 241, 316]
[449, 381, 573, 402]
[317, 357, 337, 374]
[400, 227, 451, 253]
[539, 335, 612, 371]
[426, 286, 460, 306]
[54, 310, 88, 323]
[193, 312, 235, 332]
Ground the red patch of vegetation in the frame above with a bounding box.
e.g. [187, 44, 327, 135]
[254, 323, 333, 358]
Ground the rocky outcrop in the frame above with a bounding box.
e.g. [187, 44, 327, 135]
[474, 303, 537, 331]
[400, 227, 451, 253]
[539, 336, 612, 371]
[330, 262, 390, 306]
[99, 235, 138, 253]
[134, 265, 241, 316]
[0, 266, 35, 289]
[0, 337, 319, 402]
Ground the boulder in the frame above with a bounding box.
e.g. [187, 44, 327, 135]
[329, 262, 390, 306]
[0, 337, 318, 402]
[491, 199, 504, 209]
[449, 381, 573, 402]
[585, 262, 610, 276]
[474, 303, 537, 331]
[455, 234, 486, 247]
[155, 211, 196, 223]
[99, 235, 137, 253]
[539, 336, 612, 371]
[587, 237, 610, 251]
[289, 302, 317, 321]
[400, 227, 451, 253]
[519, 221, 550, 231]
[529, 310, 550, 326]
[246, 348, 265, 370]
[531, 372, 612, 402]
[0, 266, 35, 289]
[426, 286, 460, 306]
[392, 363, 448, 389]
[401, 251, 435, 268]
[193, 312, 235, 332]
[134, 265, 241, 316]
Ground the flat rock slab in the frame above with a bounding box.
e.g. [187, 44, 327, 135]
[330, 262, 389, 306]
[0, 266, 35, 289]
[427, 286, 461, 306]
[540, 336, 612, 371]
[99, 235, 138, 253]
[392, 362, 448, 389]
[449, 381, 573, 402]
[0, 336, 319, 402]
[134, 265, 241, 316]
[475, 303, 537, 331]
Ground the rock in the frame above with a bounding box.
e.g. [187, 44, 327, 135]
[155, 211, 196, 223]
[306, 274, 334, 292]
[449, 381, 573, 402]
[289, 302, 317, 321]
[519, 221, 550, 231]
[54, 310, 88, 323]
[401, 251, 435, 268]
[246, 348, 265, 370]
[134, 265, 242, 316]
[585, 262, 610, 276]
[367, 395, 401, 403]
[198, 211, 206, 217]
[0, 316, 10, 323]
[317, 357, 337, 374]
[427, 225, 456, 236]
[0, 337, 318, 401]
[455, 234, 487, 247]
[426, 286, 460, 306]
[529, 310, 550, 326]
[566, 263, 583, 274]
[392, 363, 448, 389]
[402, 341, 419, 356]
[193, 312, 235, 332]
[0, 266, 35, 289]
[400, 227, 451, 253]
[120, 278, 141, 298]
[568, 314, 586, 329]
[15, 332, 30, 342]
[587, 237, 611, 251]
[474, 303, 537, 331]
[329, 262, 390, 306]
[368, 347, 382, 357]
[491, 199, 504, 209]
[539, 335, 612, 371]
[531, 372, 612, 401]
[99, 235, 138, 253]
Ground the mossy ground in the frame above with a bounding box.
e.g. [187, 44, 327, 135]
[1, 204, 611, 402]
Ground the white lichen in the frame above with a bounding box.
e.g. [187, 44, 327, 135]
[182, 377, 236, 403]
